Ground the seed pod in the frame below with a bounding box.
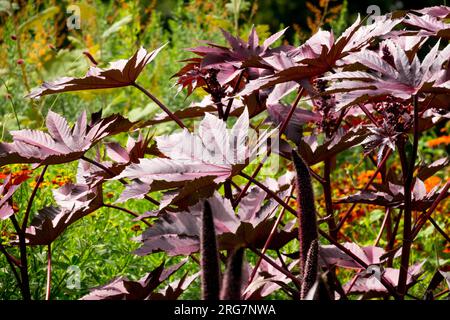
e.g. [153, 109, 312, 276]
[200, 200, 221, 300]
[300, 239, 319, 299]
[220, 247, 244, 300]
[304, 272, 333, 300]
[292, 151, 319, 298]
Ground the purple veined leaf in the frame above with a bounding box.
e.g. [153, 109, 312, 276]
[336, 177, 449, 211]
[243, 259, 297, 299]
[324, 39, 450, 110]
[27, 45, 166, 99]
[343, 262, 425, 297]
[23, 162, 103, 245]
[319, 243, 386, 269]
[404, 11, 450, 40]
[81, 260, 187, 300]
[294, 126, 369, 165]
[0, 175, 22, 220]
[24, 186, 102, 246]
[53, 183, 99, 212]
[134, 208, 201, 257]
[414, 5, 450, 18]
[105, 142, 130, 163]
[0, 111, 133, 167]
[116, 109, 276, 198]
[416, 157, 450, 181]
[238, 14, 401, 97]
[148, 272, 199, 300]
[174, 27, 290, 96]
[267, 103, 321, 141]
[135, 183, 296, 257]
[116, 180, 151, 203]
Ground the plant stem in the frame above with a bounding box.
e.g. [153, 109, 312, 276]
[359, 103, 379, 127]
[239, 172, 296, 216]
[250, 248, 301, 289]
[426, 217, 450, 243]
[12, 17, 31, 94]
[387, 210, 403, 267]
[397, 95, 419, 299]
[335, 149, 392, 232]
[323, 158, 338, 240]
[318, 229, 400, 299]
[80, 156, 159, 206]
[412, 179, 450, 239]
[374, 207, 391, 246]
[22, 165, 48, 232]
[233, 88, 304, 207]
[11, 215, 30, 300]
[246, 188, 293, 287]
[132, 82, 187, 130]
[0, 243, 22, 287]
[0, 79, 21, 129]
[103, 203, 151, 227]
[45, 244, 52, 300]
[223, 69, 245, 121]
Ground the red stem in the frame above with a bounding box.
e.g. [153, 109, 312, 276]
[318, 229, 400, 299]
[246, 188, 293, 287]
[239, 172, 296, 216]
[223, 69, 245, 121]
[103, 203, 152, 227]
[132, 82, 187, 130]
[233, 88, 304, 207]
[81, 156, 160, 206]
[45, 244, 52, 300]
[22, 165, 48, 232]
[397, 95, 419, 299]
[335, 149, 392, 232]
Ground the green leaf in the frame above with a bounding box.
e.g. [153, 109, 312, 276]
[102, 15, 133, 39]
[18, 7, 60, 33]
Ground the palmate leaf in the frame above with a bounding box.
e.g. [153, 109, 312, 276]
[320, 243, 386, 269]
[135, 183, 296, 257]
[344, 263, 425, 297]
[243, 259, 298, 300]
[336, 178, 449, 211]
[23, 163, 103, 246]
[27, 45, 166, 98]
[116, 108, 276, 208]
[81, 260, 187, 300]
[0, 175, 23, 220]
[320, 242, 424, 297]
[0, 111, 133, 167]
[148, 272, 199, 300]
[324, 39, 450, 110]
[238, 15, 400, 96]
[404, 6, 450, 40]
[293, 126, 369, 165]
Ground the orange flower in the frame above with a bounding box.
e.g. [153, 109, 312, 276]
[426, 135, 450, 147]
[357, 170, 382, 187]
[424, 176, 442, 192]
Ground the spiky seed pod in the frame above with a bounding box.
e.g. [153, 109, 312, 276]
[200, 200, 221, 300]
[292, 151, 319, 298]
[300, 239, 319, 299]
[304, 272, 333, 300]
[220, 248, 245, 300]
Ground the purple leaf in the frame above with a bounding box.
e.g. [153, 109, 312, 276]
[28, 45, 166, 99]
